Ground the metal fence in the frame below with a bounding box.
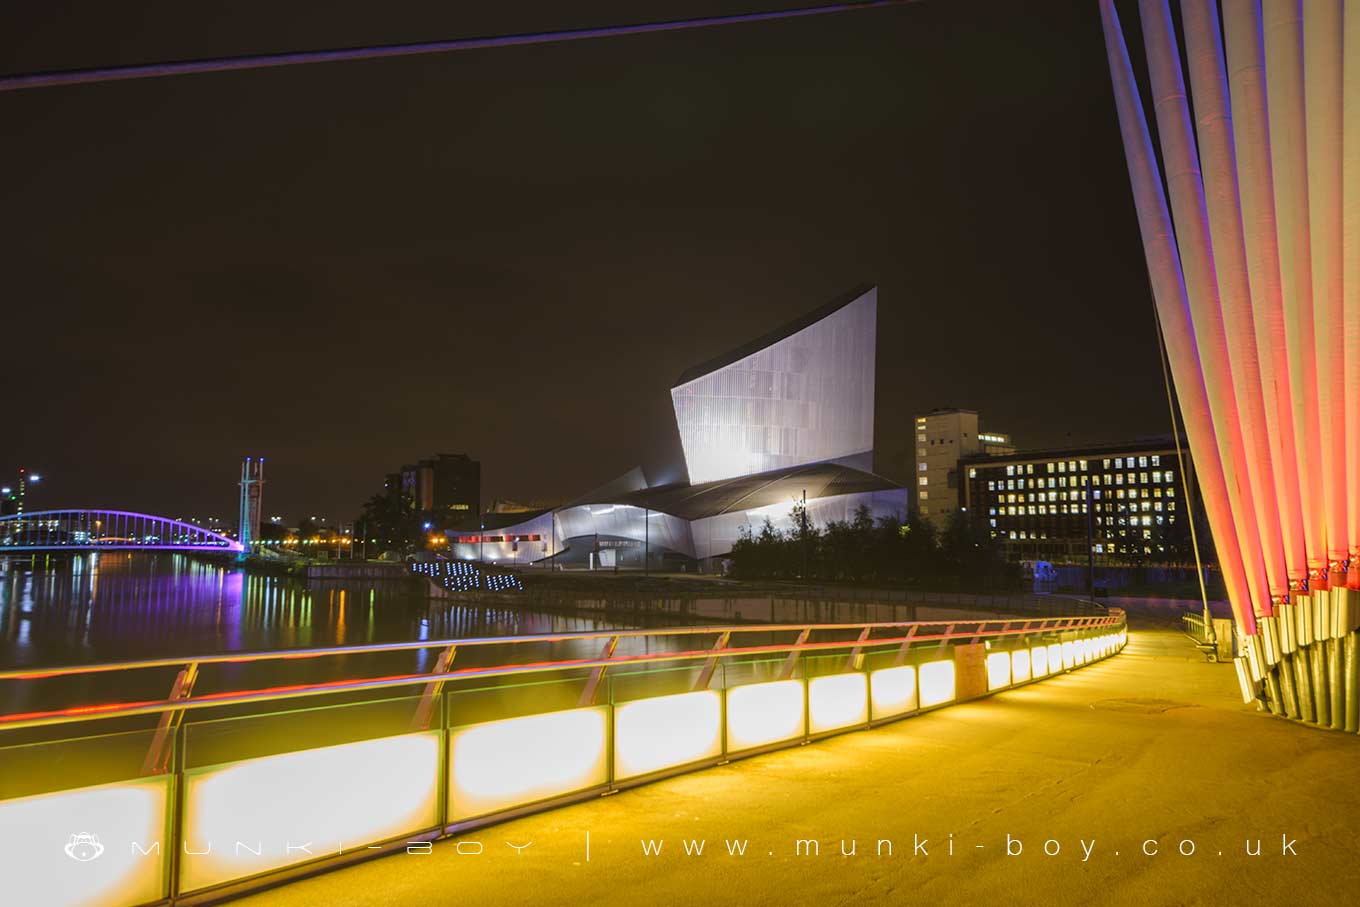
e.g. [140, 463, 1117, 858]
[0, 612, 1126, 907]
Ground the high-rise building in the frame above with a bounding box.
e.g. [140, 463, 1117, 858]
[912, 409, 1013, 521]
[399, 454, 481, 529]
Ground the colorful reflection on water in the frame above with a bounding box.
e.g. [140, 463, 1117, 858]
[0, 553, 616, 670]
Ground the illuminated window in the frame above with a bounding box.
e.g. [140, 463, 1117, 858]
[919, 463, 928, 471]
[1006, 465, 1015, 476]
[1115, 458, 1123, 468]
[919, 477, 929, 486]
[1139, 472, 1148, 483]
[919, 490, 929, 500]
[1139, 456, 1148, 467]
[1151, 455, 1161, 466]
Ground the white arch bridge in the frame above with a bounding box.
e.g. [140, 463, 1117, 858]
[0, 509, 242, 553]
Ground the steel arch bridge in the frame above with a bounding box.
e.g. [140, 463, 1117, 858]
[0, 509, 243, 553]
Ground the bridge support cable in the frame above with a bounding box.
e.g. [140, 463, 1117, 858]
[0, 1, 920, 93]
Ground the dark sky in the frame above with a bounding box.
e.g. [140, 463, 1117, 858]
[1, 0, 1165, 524]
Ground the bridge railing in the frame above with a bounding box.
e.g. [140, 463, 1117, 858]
[0, 612, 1126, 907]
[0, 509, 242, 553]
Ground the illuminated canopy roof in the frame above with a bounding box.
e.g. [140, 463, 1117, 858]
[577, 461, 899, 523]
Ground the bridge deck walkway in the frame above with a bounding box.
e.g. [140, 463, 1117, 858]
[234, 608, 1360, 906]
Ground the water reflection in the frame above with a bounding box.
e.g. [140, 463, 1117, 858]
[0, 553, 616, 671]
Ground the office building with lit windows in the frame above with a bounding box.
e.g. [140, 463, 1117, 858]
[449, 286, 907, 569]
[913, 408, 1013, 521]
[961, 436, 1200, 564]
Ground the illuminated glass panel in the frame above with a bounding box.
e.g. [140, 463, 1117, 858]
[614, 691, 722, 780]
[1030, 645, 1049, 677]
[1011, 649, 1032, 684]
[0, 777, 169, 907]
[918, 660, 956, 707]
[869, 665, 917, 719]
[181, 732, 440, 892]
[449, 708, 607, 821]
[726, 680, 805, 752]
[808, 673, 868, 733]
[986, 651, 1012, 691]
[1048, 643, 1064, 672]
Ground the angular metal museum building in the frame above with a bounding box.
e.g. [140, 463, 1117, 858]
[449, 286, 906, 569]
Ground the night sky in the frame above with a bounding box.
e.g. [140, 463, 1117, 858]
[2, 1, 1164, 524]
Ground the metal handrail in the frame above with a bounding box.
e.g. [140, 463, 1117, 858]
[0, 614, 1122, 732]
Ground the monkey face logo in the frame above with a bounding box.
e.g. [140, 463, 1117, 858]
[64, 833, 104, 862]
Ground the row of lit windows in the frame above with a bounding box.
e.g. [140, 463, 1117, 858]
[990, 504, 1178, 520]
[995, 528, 1168, 547]
[982, 454, 1167, 479]
[995, 488, 1177, 505]
[986, 470, 1175, 492]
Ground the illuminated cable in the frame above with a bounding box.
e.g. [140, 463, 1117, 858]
[0, 1, 919, 93]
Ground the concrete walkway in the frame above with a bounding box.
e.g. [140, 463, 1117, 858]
[233, 612, 1360, 906]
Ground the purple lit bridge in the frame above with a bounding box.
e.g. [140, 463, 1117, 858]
[0, 509, 243, 554]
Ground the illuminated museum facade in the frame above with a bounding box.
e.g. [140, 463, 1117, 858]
[449, 286, 906, 568]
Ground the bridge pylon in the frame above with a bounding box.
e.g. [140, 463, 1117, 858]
[238, 457, 264, 559]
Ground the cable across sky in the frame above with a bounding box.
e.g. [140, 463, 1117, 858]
[0, 1, 918, 93]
